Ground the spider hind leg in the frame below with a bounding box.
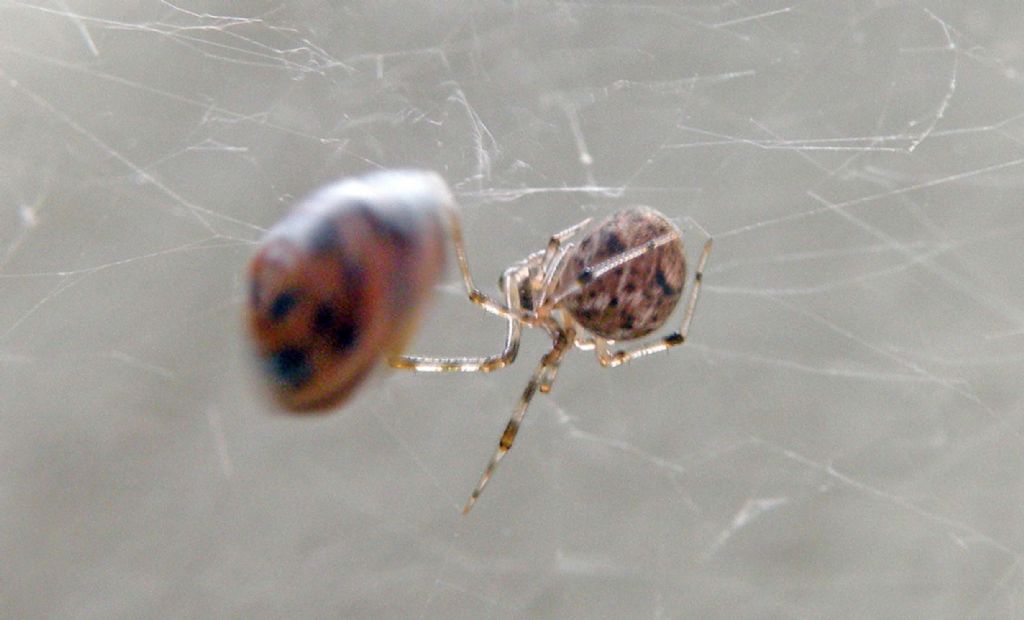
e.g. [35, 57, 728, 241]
[463, 338, 570, 514]
[595, 236, 712, 367]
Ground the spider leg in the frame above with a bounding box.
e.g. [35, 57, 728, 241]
[462, 333, 572, 514]
[441, 200, 534, 324]
[594, 237, 713, 367]
[537, 218, 592, 281]
[537, 311, 581, 392]
[396, 210, 591, 373]
[547, 217, 593, 255]
[389, 265, 526, 372]
[537, 357, 562, 393]
[526, 218, 592, 309]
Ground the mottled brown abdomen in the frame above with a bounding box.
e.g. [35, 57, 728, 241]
[559, 206, 685, 340]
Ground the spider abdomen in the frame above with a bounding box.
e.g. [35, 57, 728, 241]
[247, 170, 449, 411]
[559, 206, 686, 340]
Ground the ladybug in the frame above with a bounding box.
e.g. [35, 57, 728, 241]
[247, 170, 448, 411]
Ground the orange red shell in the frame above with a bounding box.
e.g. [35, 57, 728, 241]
[247, 170, 449, 411]
[559, 206, 686, 340]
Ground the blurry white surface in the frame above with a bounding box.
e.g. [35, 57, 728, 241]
[2, 1, 1024, 618]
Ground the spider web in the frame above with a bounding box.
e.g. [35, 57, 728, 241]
[2, 1, 1024, 618]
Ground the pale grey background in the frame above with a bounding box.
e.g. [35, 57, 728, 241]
[2, 1, 1024, 618]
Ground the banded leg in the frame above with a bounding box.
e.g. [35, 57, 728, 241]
[441, 200, 534, 324]
[462, 335, 572, 514]
[559, 313, 597, 351]
[389, 266, 526, 372]
[595, 237, 712, 368]
[537, 357, 563, 393]
[535, 218, 592, 289]
[388, 214, 590, 374]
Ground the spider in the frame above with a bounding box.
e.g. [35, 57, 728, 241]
[247, 170, 712, 514]
[387, 180, 713, 514]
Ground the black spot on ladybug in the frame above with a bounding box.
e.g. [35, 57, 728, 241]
[269, 291, 299, 322]
[309, 299, 360, 352]
[325, 262, 366, 352]
[309, 218, 342, 254]
[267, 347, 313, 389]
[313, 303, 335, 333]
[356, 202, 417, 249]
[332, 319, 360, 351]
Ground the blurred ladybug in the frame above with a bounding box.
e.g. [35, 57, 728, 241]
[247, 170, 448, 410]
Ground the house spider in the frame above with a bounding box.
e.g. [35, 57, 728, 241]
[389, 183, 713, 514]
[247, 170, 711, 514]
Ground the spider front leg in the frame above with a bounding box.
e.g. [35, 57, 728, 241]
[389, 266, 526, 372]
[441, 201, 535, 324]
[535, 217, 592, 289]
[462, 332, 573, 514]
[595, 237, 712, 367]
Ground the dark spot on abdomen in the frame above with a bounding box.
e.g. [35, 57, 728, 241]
[655, 269, 675, 296]
[519, 285, 534, 312]
[603, 232, 625, 254]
